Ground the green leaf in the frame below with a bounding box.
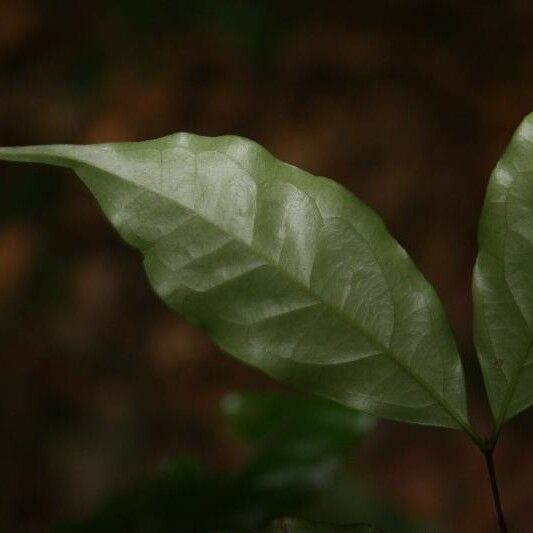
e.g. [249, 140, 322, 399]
[0, 135, 469, 429]
[55, 452, 333, 533]
[222, 393, 374, 528]
[253, 518, 381, 532]
[474, 112, 533, 429]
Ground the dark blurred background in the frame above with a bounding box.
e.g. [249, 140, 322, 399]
[1, 1, 533, 531]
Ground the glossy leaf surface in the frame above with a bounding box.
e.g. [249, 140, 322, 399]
[0, 135, 469, 428]
[474, 112, 533, 428]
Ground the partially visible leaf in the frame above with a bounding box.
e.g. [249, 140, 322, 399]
[473, 112, 533, 429]
[0, 136, 470, 430]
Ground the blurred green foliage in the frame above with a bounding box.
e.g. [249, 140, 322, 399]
[254, 517, 382, 532]
[55, 392, 421, 532]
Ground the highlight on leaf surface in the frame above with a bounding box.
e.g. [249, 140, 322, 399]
[474, 111, 533, 429]
[0, 134, 470, 430]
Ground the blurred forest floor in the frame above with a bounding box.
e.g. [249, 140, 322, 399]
[2, 1, 533, 531]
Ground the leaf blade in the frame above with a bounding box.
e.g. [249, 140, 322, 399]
[0, 135, 469, 429]
[474, 112, 533, 428]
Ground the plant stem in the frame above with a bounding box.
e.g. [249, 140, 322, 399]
[483, 446, 507, 532]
